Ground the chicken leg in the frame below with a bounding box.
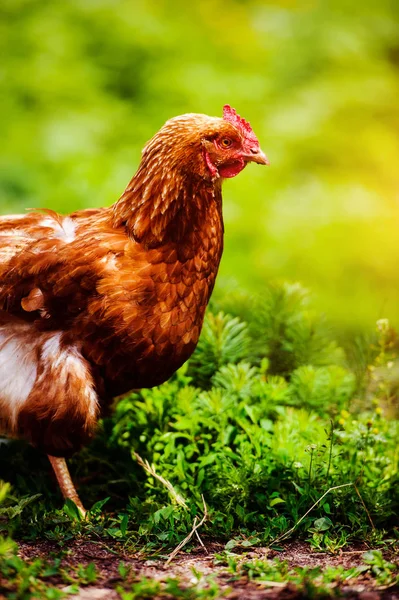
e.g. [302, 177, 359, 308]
[47, 455, 86, 518]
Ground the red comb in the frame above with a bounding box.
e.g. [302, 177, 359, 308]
[223, 104, 259, 146]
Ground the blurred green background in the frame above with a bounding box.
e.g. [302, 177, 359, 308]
[1, 0, 399, 331]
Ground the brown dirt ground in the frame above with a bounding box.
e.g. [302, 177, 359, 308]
[16, 539, 399, 600]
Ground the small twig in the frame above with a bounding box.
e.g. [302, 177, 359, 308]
[165, 495, 208, 566]
[354, 483, 375, 530]
[376, 581, 399, 591]
[270, 483, 354, 546]
[308, 447, 314, 486]
[326, 419, 334, 481]
[133, 452, 188, 508]
[133, 453, 208, 556]
[256, 581, 287, 588]
[195, 527, 208, 554]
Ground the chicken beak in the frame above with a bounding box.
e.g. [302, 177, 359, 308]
[245, 148, 270, 166]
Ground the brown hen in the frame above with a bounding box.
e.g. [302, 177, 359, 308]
[0, 105, 268, 513]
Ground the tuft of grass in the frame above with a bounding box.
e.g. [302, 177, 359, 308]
[217, 551, 399, 597]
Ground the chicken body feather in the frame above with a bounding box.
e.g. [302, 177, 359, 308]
[0, 107, 268, 458]
[0, 196, 222, 455]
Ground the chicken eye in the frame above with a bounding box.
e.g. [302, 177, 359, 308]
[220, 138, 232, 148]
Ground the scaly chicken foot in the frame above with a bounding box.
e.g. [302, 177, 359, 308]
[47, 455, 86, 518]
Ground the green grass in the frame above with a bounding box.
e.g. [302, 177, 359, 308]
[217, 550, 399, 598]
[0, 283, 398, 598]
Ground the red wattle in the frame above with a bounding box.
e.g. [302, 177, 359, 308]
[218, 159, 245, 178]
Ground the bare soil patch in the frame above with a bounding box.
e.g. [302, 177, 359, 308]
[17, 539, 399, 600]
